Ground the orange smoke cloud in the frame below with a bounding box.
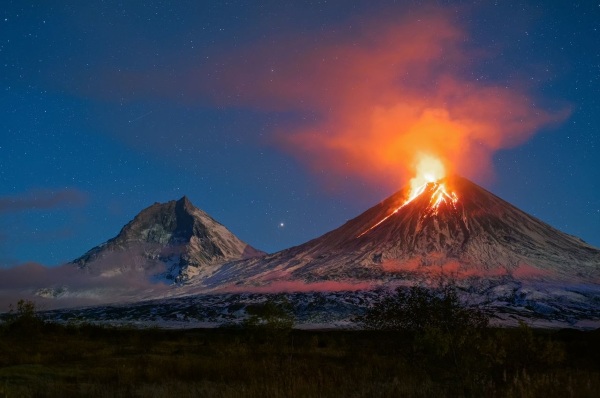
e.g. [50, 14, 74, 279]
[202, 8, 569, 188]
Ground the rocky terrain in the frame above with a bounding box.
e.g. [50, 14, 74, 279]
[72, 196, 264, 283]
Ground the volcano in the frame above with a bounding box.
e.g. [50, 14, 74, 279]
[27, 178, 600, 327]
[73, 196, 265, 282]
[201, 175, 600, 287]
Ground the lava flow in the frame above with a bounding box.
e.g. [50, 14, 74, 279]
[357, 155, 458, 238]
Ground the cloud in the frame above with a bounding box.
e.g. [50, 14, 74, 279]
[381, 257, 555, 281]
[0, 254, 171, 311]
[198, 9, 569, 188]
[0, 189, 88, 214]
[214, 279, 375, 294]
[75, 5, 569, 190]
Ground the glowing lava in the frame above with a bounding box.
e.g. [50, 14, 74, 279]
[357, 154, 458, 238]
[426, 182, 458, 216]
[407, 154, 446, 201]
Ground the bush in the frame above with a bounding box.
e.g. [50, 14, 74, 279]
[4, 299, 45, 337]
[497, 321, 565, 373]
[242, 297, 294, 345]
[356, 285, 492, 392]
[243, 297, 294, 330]
[356, 285, 489, 333]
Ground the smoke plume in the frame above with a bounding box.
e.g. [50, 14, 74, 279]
[199, 8, 569, 188]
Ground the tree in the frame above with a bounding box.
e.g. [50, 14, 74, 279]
[357, 285, 488, 333]
[6, 299, 44, 336]
[497, 321, 565, 373]
[243, 297, 294, 330]
[356, 285, 491, 390]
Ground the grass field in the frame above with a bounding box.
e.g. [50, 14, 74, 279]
[1, 318, 599, 398]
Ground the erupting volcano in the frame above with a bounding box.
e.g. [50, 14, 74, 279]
[201, 158, 600, 287]
[29, 158, 600, 327]
[358, 154, 459, 238]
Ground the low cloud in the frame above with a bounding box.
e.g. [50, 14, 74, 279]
[381, 258, 553, 280]
[214, 280, 375, 294]
[0, 254, 171, 311]
[0, 189, 88, 214]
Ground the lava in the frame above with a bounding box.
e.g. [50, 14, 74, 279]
[357, 154, 458, 238]
[407, 154, 446, 201]
[427, 182, 458, 216]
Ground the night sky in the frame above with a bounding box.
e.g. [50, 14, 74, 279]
[1, 1, 599, 268]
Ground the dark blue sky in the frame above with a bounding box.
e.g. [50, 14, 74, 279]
[1, 1, 599, 267]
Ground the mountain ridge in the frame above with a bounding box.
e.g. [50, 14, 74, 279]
[19, 178, 600, 328]
[73, 196, 265, 282]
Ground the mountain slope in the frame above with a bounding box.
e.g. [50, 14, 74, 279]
[73, 196, 265, 282]
[201, 175, 600, 287]
[27, 179, 600, 327]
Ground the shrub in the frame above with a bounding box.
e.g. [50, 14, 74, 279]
[355, 285, 492, 391]
[356, 285, 489, 333]
[5, 299, 45, 337]
[243, 297, 294, 330]
[497, 321, 565, 373]
[242, 297, 294, 345]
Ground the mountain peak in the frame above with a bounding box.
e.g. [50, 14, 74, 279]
[176, 195, 194, 209]
[203, 175, 600, 287]
[72, 197, 265, 282]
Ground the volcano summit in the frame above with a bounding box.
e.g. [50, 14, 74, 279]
[200, 175, 600, 288]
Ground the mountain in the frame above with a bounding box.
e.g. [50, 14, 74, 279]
[73, 196, 265, 282]
[26, 179, 600, 328]
[200, 175, 600, 288]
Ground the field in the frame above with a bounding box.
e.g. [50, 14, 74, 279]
[1, 318, 599, 398]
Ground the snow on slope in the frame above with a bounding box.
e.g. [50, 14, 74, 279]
[72, 196, 265, 283]
[38, 282, 600, 330]
[194, 175, 600, 289]
[28, 177, 599, 328]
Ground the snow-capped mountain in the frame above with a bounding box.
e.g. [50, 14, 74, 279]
[26, 179, 600, 328]
[73, 196, 265, 282]
[199, 175, 600, 288]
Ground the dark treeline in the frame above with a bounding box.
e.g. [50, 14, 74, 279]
[0, 298, 599, 397]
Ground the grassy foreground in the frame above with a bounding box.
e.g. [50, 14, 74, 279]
[0, 320, 599, 398]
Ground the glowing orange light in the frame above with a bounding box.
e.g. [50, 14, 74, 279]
[407, 154, 446, 201]
[426, 182, 458, 216]
[357, 154, 458, 238]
